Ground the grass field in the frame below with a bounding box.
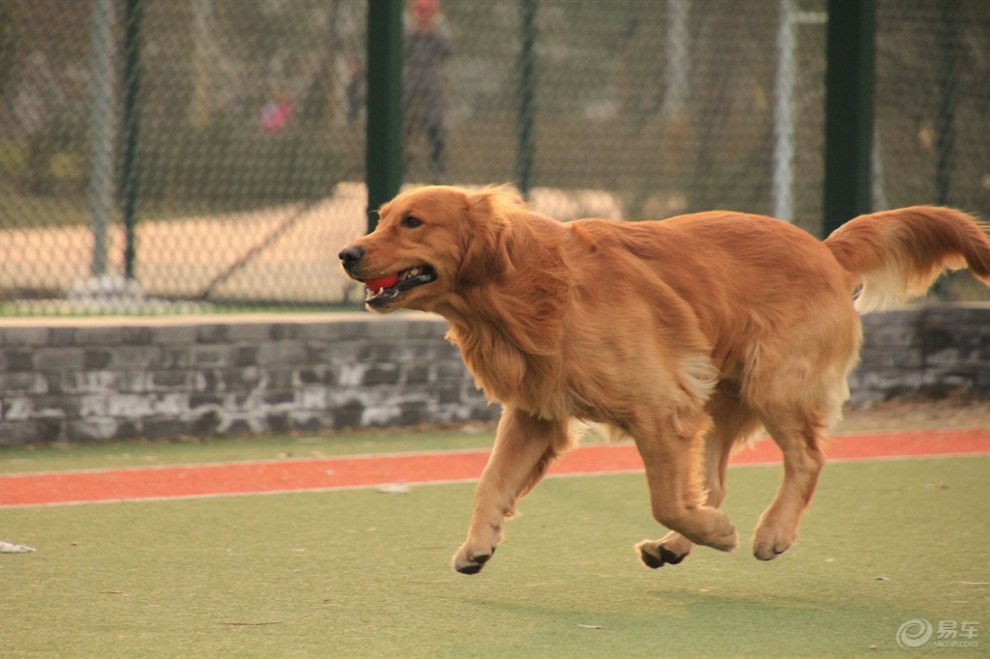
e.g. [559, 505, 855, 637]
[1, 429, 987, 657]
[0, 427, 495, 475]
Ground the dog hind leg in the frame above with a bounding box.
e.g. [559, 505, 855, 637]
[751, 408, 828, 561]
[748, 327, 854, 560]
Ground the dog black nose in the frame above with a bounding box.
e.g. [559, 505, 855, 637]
[338, 245, 364, 270]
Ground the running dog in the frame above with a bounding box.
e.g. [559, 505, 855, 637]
[339, 185, 990, 574]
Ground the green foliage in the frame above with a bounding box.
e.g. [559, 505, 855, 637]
[11, 116, 89, 197]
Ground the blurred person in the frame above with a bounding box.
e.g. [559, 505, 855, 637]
[260, 89, 292, 133]
[346, 56, 366, 125]
[404, 0, 450, 181]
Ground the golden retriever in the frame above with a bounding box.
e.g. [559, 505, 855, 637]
[339, 185, 990, 575]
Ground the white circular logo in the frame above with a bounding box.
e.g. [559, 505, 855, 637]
[897, 619, 934, 649]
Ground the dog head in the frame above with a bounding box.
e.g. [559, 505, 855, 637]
[339, 185, 519, 312]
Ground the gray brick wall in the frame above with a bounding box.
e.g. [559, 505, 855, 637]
[1, 306, 987, 446]
[0, 313, 497, 446]
[849, 305, 990, 404]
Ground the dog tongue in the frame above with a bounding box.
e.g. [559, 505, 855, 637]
[364, 273, 400, 290]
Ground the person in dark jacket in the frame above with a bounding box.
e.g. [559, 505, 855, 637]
[404, 0, 451, 181]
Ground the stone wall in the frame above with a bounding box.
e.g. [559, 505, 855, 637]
[0, 313, 497, 446]
[1, 305, 987, 446]
[850, 305, 990, 404]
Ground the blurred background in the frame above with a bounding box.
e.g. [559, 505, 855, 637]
[1, 0, 987, 313]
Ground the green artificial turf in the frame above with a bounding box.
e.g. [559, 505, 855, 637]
[1, 457, 987, 658]
[0, 427, 497, 475]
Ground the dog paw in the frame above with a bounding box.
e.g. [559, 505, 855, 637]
[635, 538, 691, 569]
[452, 545, 496, 575]
[752, 519, 797, 561]
[708, 523, 740, 553]
[677, 509, 738, 552]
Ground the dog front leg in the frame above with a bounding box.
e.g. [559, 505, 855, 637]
[453, 408, 567, 575]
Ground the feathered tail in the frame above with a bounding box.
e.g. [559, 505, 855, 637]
[823, 206, 990, 313]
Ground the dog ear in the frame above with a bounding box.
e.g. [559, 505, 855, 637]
[457, 189, 514, 287]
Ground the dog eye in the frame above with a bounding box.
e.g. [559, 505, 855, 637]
[401, 215, 423, 229]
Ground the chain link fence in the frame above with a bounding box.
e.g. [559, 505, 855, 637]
[1, 0, 987, 314]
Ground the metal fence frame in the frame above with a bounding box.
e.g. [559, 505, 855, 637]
[1, 0, 986, 312]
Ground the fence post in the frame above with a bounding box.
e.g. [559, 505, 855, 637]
[772, 0, 796, 222]
[88, 0, 116, 277]
[366, 0, 403, 233]
[822, 0, 875, 237]
[517, 0, 537, 201]
[935, 0, 958, 206]
[121, 0, 144, 280]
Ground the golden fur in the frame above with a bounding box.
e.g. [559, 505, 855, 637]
[339, 185, 990, 575]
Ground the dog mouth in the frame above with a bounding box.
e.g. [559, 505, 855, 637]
[361, 265, 438, 307]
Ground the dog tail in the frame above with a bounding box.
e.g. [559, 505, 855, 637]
[823, 206, 990, 313]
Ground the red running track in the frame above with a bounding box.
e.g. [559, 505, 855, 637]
[1, 429, 987, 507]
